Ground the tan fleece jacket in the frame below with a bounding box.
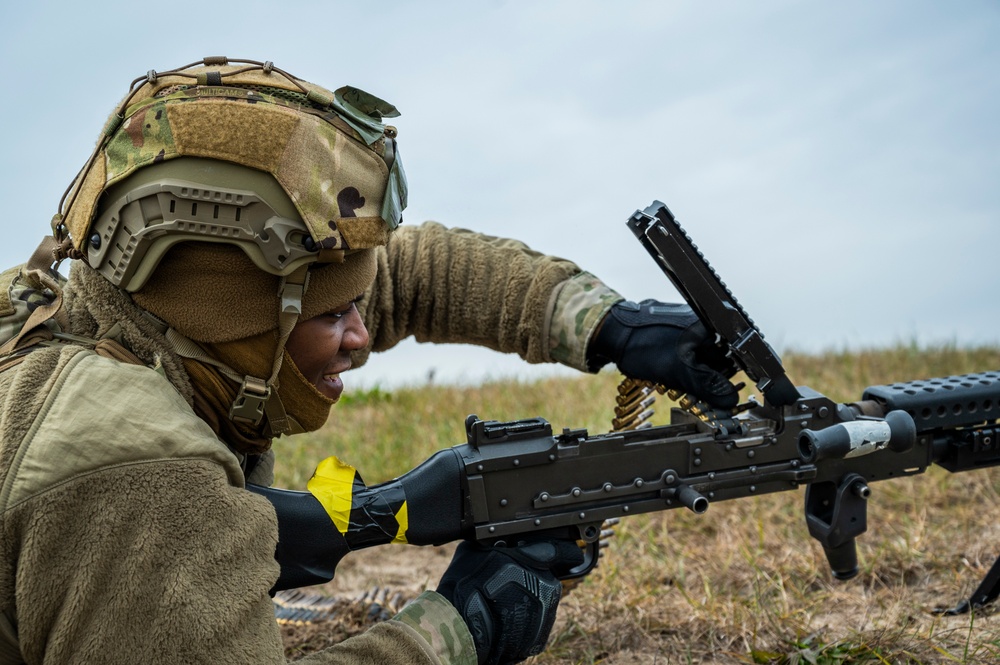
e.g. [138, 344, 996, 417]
[355, 221, 582, 367]
[0, 346, 474, 664]
[0, 221, 601, 664]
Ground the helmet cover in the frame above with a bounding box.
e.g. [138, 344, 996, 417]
[57, 57, 407, 278]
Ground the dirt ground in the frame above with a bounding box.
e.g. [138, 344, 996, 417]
[280, 521, 1000, 664]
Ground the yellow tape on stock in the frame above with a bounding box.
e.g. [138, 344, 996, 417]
[307, 456, 357, 536]
[392, 500, 409, 544]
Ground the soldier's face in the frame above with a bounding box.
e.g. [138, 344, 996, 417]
[286, 298, 369, 401]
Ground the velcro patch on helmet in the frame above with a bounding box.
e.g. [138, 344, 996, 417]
[169, 100, 298, 175]
[335, 217, 391, 250]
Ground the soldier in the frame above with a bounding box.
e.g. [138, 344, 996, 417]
[0, 58, 736, 664]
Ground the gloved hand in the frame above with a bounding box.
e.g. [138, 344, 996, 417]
[436, 540, 583, 665]
[586, 299, 739, 409]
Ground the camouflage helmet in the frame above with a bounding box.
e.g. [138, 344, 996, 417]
[55, 56, 407, 289]
[47, 57, 409, 437]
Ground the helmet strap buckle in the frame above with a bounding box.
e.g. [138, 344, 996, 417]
[229, 375, 270, 426]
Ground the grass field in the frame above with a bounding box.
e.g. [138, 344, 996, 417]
[277, 344, 1000, 664]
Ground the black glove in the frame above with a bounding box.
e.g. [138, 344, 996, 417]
[587, 299, 739, 409]
[437, 540, 583, 665]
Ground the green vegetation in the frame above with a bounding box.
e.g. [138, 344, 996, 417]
[277, 344, 1000, 664]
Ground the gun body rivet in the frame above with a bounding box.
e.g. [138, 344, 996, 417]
[534, 519, 541, 526]
[540, 493, 550, 502]
[548, 454, 556, 461]
[666, 474, 676, 484]
[726, 443, 734, 451]
[477, 464, 484, 472]
[750, 485, 757, 493]
[694, 459, 702, 466]
[603, 483, 613, 492]
[694, 448, 702, 455]
[634, 478, 644, 487]
[572, 488, 582, 497]
[579, 512, 586, 520]
[513, 459, 520, 466]
[747, 450, 755, 458]
[623, 506, 630, 513]
[489, 526, 496, 533]
[500, 499, 508, 507]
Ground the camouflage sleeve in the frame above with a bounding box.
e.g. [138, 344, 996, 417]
[295, 591, 477, 665]
[0, 265, 64, 347]
[389, 591, 478, 664]
[546, 271, 623, 371]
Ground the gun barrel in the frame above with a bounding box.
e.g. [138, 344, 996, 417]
[862, 371, 1000, 433]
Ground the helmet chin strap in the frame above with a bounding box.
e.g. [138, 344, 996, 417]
[255, 265, 311, 437]
[163, 265, 311, 438]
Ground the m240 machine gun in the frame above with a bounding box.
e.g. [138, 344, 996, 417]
[252, 201, 1000, 615]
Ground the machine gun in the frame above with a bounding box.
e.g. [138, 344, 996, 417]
[253, 201, 1000, 614]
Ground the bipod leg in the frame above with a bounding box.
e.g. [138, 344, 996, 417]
[935, 552, 1000, 616]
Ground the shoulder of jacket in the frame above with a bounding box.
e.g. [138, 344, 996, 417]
[1, 348, 243, 512]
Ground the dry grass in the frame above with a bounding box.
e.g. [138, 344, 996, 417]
[276, 344, 1000, 664]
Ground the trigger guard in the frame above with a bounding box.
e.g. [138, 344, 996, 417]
[563, 539, 600, 580]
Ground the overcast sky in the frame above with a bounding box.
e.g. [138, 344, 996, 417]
[2, 0, 997, 388]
